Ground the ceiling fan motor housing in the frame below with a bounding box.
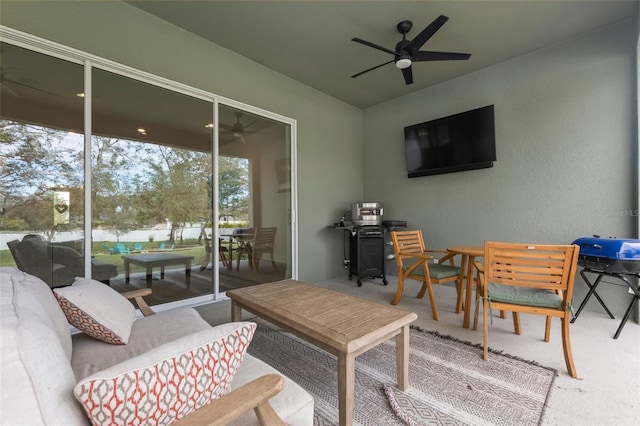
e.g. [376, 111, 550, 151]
[395, 39, 412, 69]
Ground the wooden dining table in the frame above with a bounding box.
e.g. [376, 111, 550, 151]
[200, 232, 255, 271]
[446, 245, 484, 328]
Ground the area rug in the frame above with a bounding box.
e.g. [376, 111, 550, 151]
[247, 320, 557, 426]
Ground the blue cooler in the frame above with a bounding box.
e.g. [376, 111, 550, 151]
[572, 237, 640, 274]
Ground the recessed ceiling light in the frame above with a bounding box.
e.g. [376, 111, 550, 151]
[76, 93, 85, 97]
[137, 128, 146, 135]
[205, 123, 214, 128]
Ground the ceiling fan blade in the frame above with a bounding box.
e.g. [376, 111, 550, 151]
[351, 59, 395, 78]
[352, 38, 398, 56]
[406, 15, 449, 52]
[414, 51, 471, 62]
[219, 132, 245, 144]
[243, 120, 258, 130]
[2, 77, 66, 98]
[219, 123, 234, 132]
[402, 66, 413, 85]
[0, 82, 19, 97]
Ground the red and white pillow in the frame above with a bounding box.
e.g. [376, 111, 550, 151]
[74, 322, 256, 426]
[53, 278, 136, 345]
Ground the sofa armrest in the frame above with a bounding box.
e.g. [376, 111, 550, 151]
[173, 374, 286, 426]
[48, 244, 83, 268]
[121, 288, 155, 317]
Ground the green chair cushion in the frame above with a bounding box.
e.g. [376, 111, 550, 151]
[488, 283, 562, 309]
[403, 260, 460, 279]
[429, 263, 461, 279]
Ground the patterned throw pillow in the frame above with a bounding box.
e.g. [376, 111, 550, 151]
[53, 278, 136, 345]
[74, 322, 256, 426]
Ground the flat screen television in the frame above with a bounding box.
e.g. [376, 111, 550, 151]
[403, 105, 496, 178]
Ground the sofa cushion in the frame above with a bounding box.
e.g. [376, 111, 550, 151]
[72, 307, 213, 379]
[0, 267, 87, 425]
[74, 322, 256, 426]
[49, 244, 83, 267]
[54, 278, 136, 345]
[89, 258, 118, 282]
[10, 268, 74, 360]
[228, 355, 316, 426]
[72, 309, 315, 425]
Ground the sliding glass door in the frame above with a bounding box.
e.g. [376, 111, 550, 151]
[0, 42, 86, 287]
[91, 68, 214, 304]
[0, 35, 295, 308]
[216, 105, 292, 291]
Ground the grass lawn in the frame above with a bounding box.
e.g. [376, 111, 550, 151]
[0, 242, 208, 276]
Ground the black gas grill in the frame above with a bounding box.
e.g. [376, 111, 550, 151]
[571, 237, 640, 339]
[348, 225, 387, 287]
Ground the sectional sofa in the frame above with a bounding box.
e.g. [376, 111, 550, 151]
[0, 267, 314, 425]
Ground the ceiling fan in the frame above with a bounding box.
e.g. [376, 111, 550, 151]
[219, 112, 258, 143]
[0, 66, 65, 99]
[351, 15, 471, 85]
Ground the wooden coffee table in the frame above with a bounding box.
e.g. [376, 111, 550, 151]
[227, 280, 418, 426]
[122, 253, 194, 288]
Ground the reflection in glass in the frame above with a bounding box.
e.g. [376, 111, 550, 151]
[217, 105, 292, 291]
[91, 68, 213, 305]
[0, 43, 86, 288]
[0, 41, 294, 306]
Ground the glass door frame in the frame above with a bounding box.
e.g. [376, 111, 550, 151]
[1, 25, 298, 309]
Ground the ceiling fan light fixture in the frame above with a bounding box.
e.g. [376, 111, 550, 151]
[395, 57, 412, 69]
[233, 130, 243, 137]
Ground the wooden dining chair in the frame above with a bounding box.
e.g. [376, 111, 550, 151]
[218, 238, 231, 269]
[390, 230, 462, 320]
[474, 241, 580, 378]
[233, 228, 255, 272]
[199, 237, 230, 271]
[252, 227, 278, 273]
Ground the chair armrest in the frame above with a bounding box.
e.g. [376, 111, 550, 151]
[424, 249, 448, 254]
[429, 251, 457, 265]
[121, 288, 155, 317]
[397, 252, 432, 275]
[474, 261, 484, 274]
[397, 252, 433, 261]
[173, 374, 286, 426]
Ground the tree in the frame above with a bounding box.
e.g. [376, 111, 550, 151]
[0, 120, 83, 239]
[91, 136, 145, 240]
[1, 119, 251, 245]
[218, 156, 249, 222]
[148, 146, 211, 244]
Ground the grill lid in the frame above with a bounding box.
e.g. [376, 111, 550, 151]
[572, 237, 640, 260]
[572, 237, 640, 274]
